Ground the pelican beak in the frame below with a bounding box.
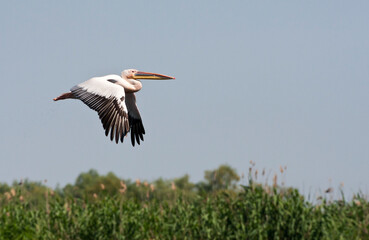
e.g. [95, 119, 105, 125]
[132, 71, 175, 80]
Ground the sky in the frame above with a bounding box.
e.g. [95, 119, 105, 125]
[1, 1, 369, 198]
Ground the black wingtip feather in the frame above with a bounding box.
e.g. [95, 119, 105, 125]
[71, 87, 130, 145]
[131, 133, 135, 147]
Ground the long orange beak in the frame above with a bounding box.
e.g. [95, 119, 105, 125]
[132, 71, 175, 80]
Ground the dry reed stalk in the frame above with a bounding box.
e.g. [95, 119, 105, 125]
[265, 186, 271, 195]
[5, 192, 11, 200]
[64, 202, 71, 213]
[273, 174, 277, 188]
[45, 190, 50, 215]
[10, 189, 16, 197]
[120, 181, 127, 194]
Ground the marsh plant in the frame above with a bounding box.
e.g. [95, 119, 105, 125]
[0, 165, 368, 239]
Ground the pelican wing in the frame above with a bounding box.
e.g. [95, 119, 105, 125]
[126, 93, 145, 146]
[70, 76, 130, 143]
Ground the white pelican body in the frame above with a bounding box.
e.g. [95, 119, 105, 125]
[54, 69, 174, 146]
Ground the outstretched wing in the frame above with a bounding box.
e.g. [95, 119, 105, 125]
[71, 75, 130, 143]
[126, 93, 145, 146]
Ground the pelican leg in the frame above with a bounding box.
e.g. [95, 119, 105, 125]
[53, 92, 76, 101]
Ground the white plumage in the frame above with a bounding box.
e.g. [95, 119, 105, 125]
[54, 69, 174, 146]
[76, 75, 126, 99]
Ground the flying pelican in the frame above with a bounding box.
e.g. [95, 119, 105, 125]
[53, 69, 175, 146]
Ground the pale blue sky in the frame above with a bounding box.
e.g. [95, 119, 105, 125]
[1, 1, 369, 197]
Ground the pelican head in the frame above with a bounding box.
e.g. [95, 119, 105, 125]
[122, 69, 175, 80]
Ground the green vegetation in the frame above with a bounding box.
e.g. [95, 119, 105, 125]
[0, 165, 368, 239]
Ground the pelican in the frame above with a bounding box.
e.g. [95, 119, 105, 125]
[53, 69, 175, 146]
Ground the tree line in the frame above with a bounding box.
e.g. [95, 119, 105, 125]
[0, 165, 241, 206]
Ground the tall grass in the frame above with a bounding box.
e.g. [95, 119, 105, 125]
[0, 168, 369, 239]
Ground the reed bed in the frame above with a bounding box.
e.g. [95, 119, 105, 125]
[0, 166, 368, 239]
